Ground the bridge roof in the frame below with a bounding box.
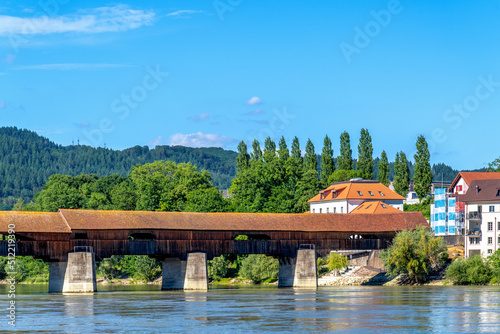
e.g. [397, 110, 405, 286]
[0, 211, 71, 233]
[58, 209, 427, 233]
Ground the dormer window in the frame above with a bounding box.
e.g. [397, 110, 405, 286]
[381, 204, 387, 208]
[357, 191, 363, 196]
[379, 191, 385, 196]
[368, 191, 374, 196]
[496, 189, 500, 197]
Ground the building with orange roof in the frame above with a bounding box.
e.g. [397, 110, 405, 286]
[307, 179, 404, 214]
[449, 172, 500, 195]
[350, 201, 403, 214]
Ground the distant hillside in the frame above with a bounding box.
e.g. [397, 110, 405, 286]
[0, 127, 237, 209]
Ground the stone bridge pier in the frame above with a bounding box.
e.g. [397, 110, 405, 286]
[48, 250, 97, 293]
[278, 248, 317, 288]
[47, 248, 317, 293]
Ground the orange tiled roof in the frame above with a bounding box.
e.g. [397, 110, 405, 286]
[350, 201, 403, 214]
[308, 181, 404, 203]
[449, 172, 500, 191]
[56, 209, 426, 232]
[0, 211, 71, 233]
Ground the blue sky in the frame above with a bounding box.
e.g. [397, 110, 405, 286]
[1, 0, 500, 171]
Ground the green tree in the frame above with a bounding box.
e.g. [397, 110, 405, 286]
[338, 131, 353, 171]
[488, 158, 500, 172]
[13, 198, 24, 211]
[393, 152, 410, 197]
[277, 136, 289, 161]
[446, 255, 494, 285]
[379, 226, 447, 284]
[328, 252, 349, 271]
[357, 128, 373, 179]
[295, 169, 321, 212]
[263, 137, 277, 164]
[377, 151, 389, 186]
[208, 255, 230, 281]
[291, 136, 302, 164]
[321, 135, 335, 187]
[413, 135, 432, 200]
[133, 256, 161, 282]
[236, 141, 250, 170]
[327, 169, 363, 184]
[240, 255, 279, 283]
[304, 139, 317, 171]
[251, 140, 262, 161]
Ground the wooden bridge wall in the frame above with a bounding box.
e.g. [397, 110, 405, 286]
[0, 230, 395, 261]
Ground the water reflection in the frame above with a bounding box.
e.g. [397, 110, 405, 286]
[2, 285, 500, 333]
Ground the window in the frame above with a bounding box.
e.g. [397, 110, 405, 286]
[488, 249, 493, 254]
[312, 209, 315, 213]
[341, 207, 343, 213]
[497, 189, 500, 197]
[498, 221, 500, 230]
[498, 236, 500, 244]
[381, 204, 387, 209]
[379, 191, 385, 196]
[357, 191, 363, 196]
[334, 207, 336, 213]
[488, 237, 493, 244]
[368, 191, 374, 196]
[327, 207, 329, 213]
[320, 208, 322, 213]
[490, 206, 495, 212]
[488, 222, 493, 231]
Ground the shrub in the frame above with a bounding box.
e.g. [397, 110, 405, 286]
[240, 255, 278, 283]
[446, 255, 493, 285]
[208, 255, 230, 281]
[328, 252, 348, 271]
[379, 226, 447, 284]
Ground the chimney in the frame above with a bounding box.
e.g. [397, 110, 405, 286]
[476, 185, 479, 194]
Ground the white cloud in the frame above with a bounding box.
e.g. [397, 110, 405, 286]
[0, 5, 155, 36]
[188, 113, 210, 122]
[14, 63, 133, 70]
[166, 10, 204, 17]
[246, 96, 262, 105]
[167, 132, 235, 148]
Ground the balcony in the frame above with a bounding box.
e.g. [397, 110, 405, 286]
[466, 229, 482, 237]
[467, 212, 482, 220]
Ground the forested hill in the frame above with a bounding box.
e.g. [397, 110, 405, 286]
[0, 127, 237, 209]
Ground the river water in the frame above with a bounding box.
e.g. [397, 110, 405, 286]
[1, 284, 500, 333]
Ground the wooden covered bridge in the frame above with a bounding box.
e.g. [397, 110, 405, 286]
[0, 209, 427, 292]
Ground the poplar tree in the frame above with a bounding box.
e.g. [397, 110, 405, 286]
[304, 139, 317, 171]
[277, 136, 289, 161]
[338, 131, 353, 171]
[321, 135, 335, 187]
[377, 150, 389, 186]
[251, 139, 262, 161]
[393, 151, 410, 197]
[413, 135, 432, 200]
[263, 137, 276, 163]
[291, 136, 302, 164]
[236, 141, 250, 170]
[357, 128, 373, 179]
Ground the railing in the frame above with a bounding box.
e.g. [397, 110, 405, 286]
[466, 229, 481, 237]
[73, 246, 93, 253]
[299, 244, 315, 250]
[468, 212, 482, 219]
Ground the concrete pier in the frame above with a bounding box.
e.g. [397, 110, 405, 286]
[162, 252, 208, 290]
[48, 252, 97, 293]
[278, 249, 317, 288]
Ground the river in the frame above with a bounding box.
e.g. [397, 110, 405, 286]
[1, 285, 500, 333]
